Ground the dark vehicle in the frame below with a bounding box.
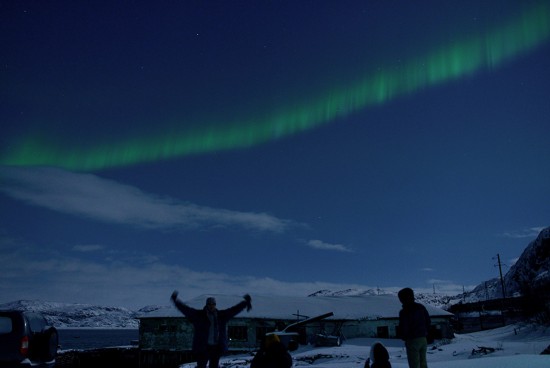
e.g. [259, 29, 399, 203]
[0, 311, 58, 367]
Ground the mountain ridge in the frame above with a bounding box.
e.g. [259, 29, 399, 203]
[2, 227, 547, 328]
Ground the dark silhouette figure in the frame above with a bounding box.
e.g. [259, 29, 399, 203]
[398, 288, 431, 368]
[364, 341, 391, 368]
[250, 333, 292, 368]
[170, 291, 252, 368]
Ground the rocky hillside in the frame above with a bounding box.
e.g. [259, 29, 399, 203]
[457, 226, 550, 303]
[309, 289, 456, 309]
[311, 227, 550, 310]
[0, 300, 140, 328]
[504, 227, 550, 294]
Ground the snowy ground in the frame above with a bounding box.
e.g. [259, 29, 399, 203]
[181, 323, 550, 368]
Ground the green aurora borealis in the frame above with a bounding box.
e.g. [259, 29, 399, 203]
[2, 3, 549, 171]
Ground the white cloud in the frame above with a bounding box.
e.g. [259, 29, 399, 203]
[500, 227, 545, 239]
[0, 235, 413, 309]
[0, 166, 291, 233]
[72, 244, 104, 252]
[0, 242, 384, 308]
[306, 239, 353, 252]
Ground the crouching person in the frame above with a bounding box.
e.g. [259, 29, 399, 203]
[251, 333, 292, 368]
[365, 341, 391, 368]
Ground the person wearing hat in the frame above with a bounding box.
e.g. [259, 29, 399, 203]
[250, 333, 292, 368]
[397, 288, 431, 368]
[364, 341, 391, 368]
[170, 291, 252, 368]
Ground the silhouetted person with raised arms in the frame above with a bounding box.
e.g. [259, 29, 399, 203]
[170, 291, 252, 368]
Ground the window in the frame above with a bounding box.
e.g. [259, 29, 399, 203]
[25, 313, 46, 332]
[158, 324, 177, 333]
[0, 317, 13, 334]
[228, 325, 248, 342]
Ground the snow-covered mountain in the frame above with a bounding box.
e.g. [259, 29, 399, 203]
[309, 288, 381, 297]
[312, 226, 550, 309]
[504, 227, 550, 293]
[0, 300, 140, 328]
[456, 226, 550, 304]
[308, 289, 455, 309]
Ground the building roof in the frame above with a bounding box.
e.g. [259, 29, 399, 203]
[139, 294, 453, 320]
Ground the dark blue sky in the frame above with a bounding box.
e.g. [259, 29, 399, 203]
[1, 1, 549, 308]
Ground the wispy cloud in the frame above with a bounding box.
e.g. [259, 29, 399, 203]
[499, 227, 545, 239]
[72, 244, 104, 252]
[0, 166, 291, 233]
[0, 238, 389, 308]
[306, 239, 353, 253]
[1, 234, 471, 308]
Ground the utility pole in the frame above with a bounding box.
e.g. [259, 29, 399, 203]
[495, 253, 507, 299]
[495, 254, 507, 327]
[292, 310, 308, 322]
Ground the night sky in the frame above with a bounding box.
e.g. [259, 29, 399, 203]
[1, 1, 549, 308]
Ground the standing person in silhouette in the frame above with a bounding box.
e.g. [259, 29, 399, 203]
[170, 291, 252, 368]
[398, 288, 431, 368]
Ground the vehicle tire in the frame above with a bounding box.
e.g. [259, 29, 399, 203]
[41, 327, 59, 361]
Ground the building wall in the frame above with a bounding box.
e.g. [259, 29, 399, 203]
[140, 317, 297, 351]
[140, 317, 192, 350]
[139, 316, 453, 351]
[348, 318, 399, 339]
[344, 317, 453, 340]
[431, 316, 454, 339]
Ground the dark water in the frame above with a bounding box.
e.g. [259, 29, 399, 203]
[57, 329, 139, 350]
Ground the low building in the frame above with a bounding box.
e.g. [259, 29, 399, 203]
[137, 294, 454, 351]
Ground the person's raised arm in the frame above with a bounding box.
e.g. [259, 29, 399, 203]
[221, 294, 252, 318]
[170, 290, 197, 318]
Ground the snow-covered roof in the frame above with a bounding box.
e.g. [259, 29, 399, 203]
[139, 294, 453, 320]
